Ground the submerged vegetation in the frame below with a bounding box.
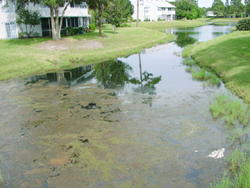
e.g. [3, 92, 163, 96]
[210, 94, 249, 126]
[210, 94, 250, 188]
[182, 58, 221, 86]
[183, 28, 250, 188]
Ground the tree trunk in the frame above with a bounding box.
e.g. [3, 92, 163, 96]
[112, 25, 116, 34]
[98, 5, 103, 37]
[137, 0, 139, 27]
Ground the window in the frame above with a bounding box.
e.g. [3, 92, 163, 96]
[2, 1, 14, 13]
[80, 2, 87, 8]
[5, 22, 17, 38]
[168, 8, 172, 11]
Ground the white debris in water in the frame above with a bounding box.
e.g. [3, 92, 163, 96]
[207, 148, 225, 159]
[195, 150, 198, 153]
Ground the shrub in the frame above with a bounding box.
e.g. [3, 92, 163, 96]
[78, 27, 83, 34]
[89, 23, 96, 32]
[65, 27, 74, 35]
[236, 18, 250, 31]
[32, 32, 40, 37]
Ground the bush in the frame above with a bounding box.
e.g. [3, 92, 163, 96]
[89, 23, 96, 31]
[236, 18, 250, 31]
[32, 32, 40, 37]
[65, 27, 74, 35]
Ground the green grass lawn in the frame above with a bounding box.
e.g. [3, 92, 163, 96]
[130, 20, 207, 30]
[0, 25, 174, 80]
[196, 18, 244, 23]
[189, 31, 250, 103]
[0, 20, 209, 80]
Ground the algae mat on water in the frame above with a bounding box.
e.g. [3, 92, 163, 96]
[0, 79, 229, 188]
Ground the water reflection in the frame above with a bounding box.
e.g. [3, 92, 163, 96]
[93, 59, 133, 90]
[26, 65, 94, 86]
[130, 54, 162, 95]
[175, 32, 197, 48]
[167, 24, 233, 42]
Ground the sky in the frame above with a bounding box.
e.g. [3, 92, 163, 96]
[194, 0, 245, 8]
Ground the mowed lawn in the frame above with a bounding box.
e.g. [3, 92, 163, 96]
[0, 25, 174, 80]
[189, 31, 250, 103]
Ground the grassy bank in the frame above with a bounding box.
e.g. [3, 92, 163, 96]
[184, 31, 250, 187]
[130, 20, 207, 30]
[196, 18, 244, 22]
[0, 25, 174, 80]
[0, 20, 209, 80]
[187, 31, 250, 103]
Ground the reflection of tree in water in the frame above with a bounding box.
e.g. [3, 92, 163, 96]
[175, 32, 196, 48]
[130, 53, 162, 95]
[56, 72, 68, 86]
[94, 59, 133, 90]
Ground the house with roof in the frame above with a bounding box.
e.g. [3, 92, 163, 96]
[206, 11, 216, 17]
[0, 0, 91, 39]
[132, 0, 176, 22]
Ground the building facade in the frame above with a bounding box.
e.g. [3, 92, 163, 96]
[0, 0, 91, 39]
[132, 0, 176, 22]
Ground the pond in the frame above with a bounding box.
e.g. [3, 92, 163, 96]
[0, 24, 235, 188]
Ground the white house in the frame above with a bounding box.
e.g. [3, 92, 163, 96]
[132, 0, 176, 22]
[0, 0, 91, 39]
[206, 11, 216, 17]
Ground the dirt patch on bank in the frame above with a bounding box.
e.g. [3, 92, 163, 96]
[36, 38, 103, 51]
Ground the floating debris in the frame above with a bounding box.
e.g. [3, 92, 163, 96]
[207, 148, 225, 159]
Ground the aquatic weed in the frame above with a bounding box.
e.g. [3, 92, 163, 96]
[210, 94, 250, 126]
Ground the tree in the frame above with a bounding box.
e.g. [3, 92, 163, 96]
[212, 0, 225, 17]
[86, 0, 110, 37]
[16, 8, 40, 38]
[105, 1, 122, 34]
[230, 0, 245, 18]
[245, 0, 250, 16]
[174, 0, 199, 20]
[137, 0, 139, 27]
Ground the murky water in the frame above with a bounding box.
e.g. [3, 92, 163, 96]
[0, 24, 235, 187]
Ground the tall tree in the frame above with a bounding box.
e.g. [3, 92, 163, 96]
[105, 1, 122, 34]
[174, 0, 199, 20]
[137, 0, 139, 27]
[86, 0, 110, 37]
[230, 0, 245, 18]
[212, 0, 225, 17]
[245, 0, 250, 16]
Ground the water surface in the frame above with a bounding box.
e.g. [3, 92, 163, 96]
[0, 24, 235, 188]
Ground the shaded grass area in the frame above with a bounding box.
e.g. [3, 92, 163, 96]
[189, 31, 250, 103]
[0, 24, 174, 80]
[209, 94, 250, 188]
